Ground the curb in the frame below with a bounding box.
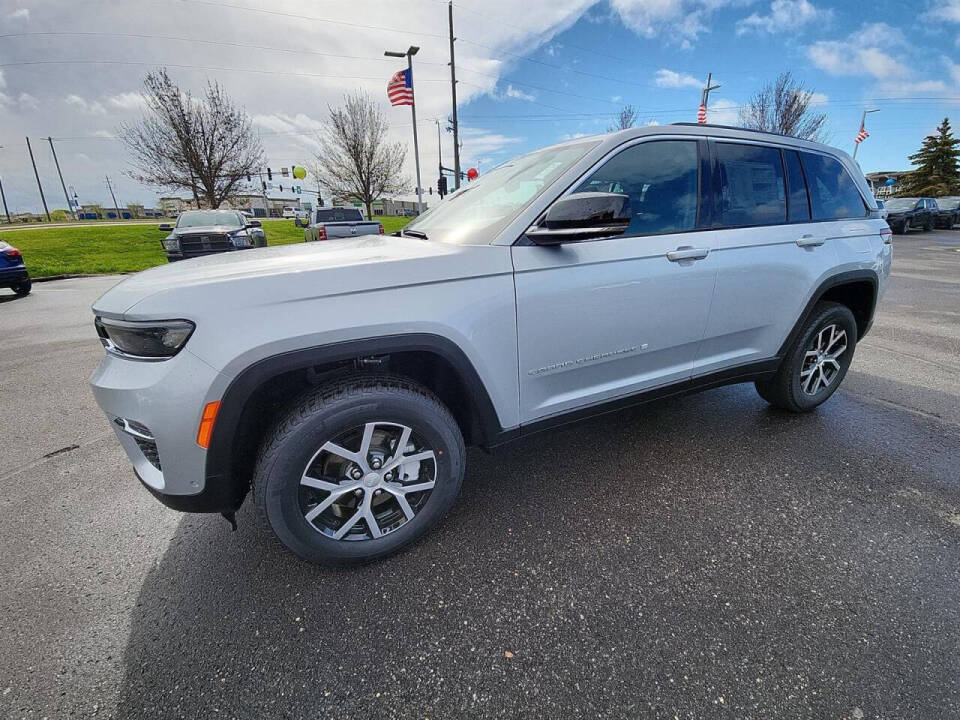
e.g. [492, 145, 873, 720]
[34, 273, 131, 283]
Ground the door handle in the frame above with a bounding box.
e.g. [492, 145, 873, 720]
[666, 246, 710, 262]
[796, 234, 825, 247]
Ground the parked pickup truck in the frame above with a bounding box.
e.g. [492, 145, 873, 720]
[304, 207, 383, 242]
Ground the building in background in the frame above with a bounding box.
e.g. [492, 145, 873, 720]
[865, 171, 909, 198]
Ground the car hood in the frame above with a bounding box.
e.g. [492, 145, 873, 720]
[92, 233, 509, 318]
[172, 224, 243, 235]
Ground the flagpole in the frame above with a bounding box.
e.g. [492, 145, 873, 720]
[408, 51, 424, 213]
[853, 108, 880, 160]
[387, 46, 424, 213]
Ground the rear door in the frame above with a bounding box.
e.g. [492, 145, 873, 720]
[513, 137, 719, 423]
[694, 142, 838, 374]
[695, 143, 871, 374]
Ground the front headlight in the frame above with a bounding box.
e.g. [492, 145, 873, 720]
[230, 231, 252, 248]
[95, 317, 195, 360]
[162, 238, 180, 251]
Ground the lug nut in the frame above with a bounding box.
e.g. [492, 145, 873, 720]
[354, 488, 363, 497]
[350, 468, 362, 480]
[371, 458, 382, 470]
[375, 489, 382, 496]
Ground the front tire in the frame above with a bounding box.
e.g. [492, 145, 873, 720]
[755, 301, 857, 412]
[253, 374, 465, 566]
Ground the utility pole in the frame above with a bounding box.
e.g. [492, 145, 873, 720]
[448, 1, 461, 190]
[46, 137, 76, 220]
[852, 108, 880, 160]
[385, 45, 423, 212]
[26, 137, 51, 222]
[0, 145, 11, 224]
[698, 73, 720, 124]
[105, 174, 122, 219]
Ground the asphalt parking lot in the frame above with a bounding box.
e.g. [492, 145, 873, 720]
[1, 231, 958, 719]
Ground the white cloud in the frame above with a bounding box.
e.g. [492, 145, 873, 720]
[560, 131, 592, 140]
[804, 91, 829, 105]
[65, 94, 106, 115]
[924, 0, 960, 23]
[654, 68, 702, 88]
[16, 92, 38, 110]
[807, 24, 909, 79]
[6, 8, 29, 21]
[504, 84, 536, 102]
[736, 0, 827, 35]
[608, 0, 734, 45]
[107, 92, 147, 110]
[459, 126, 522, 158]
[706, 97, 740, 125]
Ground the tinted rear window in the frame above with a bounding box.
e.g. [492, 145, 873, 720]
[800, 153, 867, 220]
[315, 208, 364, 222]
[784, 150, 811, 223]
[716, 143, 786, 227]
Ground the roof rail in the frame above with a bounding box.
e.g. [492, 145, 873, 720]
[670, 122, 796, 139]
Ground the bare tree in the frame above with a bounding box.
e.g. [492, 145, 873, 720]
[119, 68, 264, 208]
[738, 72, 826, 140]
[312, 91, 408, 219]
[608, 104, 638, 132]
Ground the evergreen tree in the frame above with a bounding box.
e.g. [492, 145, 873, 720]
[897, 117, 960, 196]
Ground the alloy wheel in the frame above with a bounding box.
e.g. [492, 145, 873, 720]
[800, 323, 847, 396]
[298, 422, 437, 541]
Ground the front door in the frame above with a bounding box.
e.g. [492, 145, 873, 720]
[512, 138, 719, 424]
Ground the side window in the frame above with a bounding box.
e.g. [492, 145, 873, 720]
[716, 143, 786, 227]
[572, 140, 699, 236]
[800, 152, 868, 220]
[784, 150, 811, 223]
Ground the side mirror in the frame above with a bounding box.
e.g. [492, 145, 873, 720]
[526, 192, 631, 246]
[158, 222, 174, 232]
[246, 219, 261, 228]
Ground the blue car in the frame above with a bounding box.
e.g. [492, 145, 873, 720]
[0, 240, 31, 296]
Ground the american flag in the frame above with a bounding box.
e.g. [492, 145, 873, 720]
[855, 120, 869, 144]
[697, 103, 707, 124]
[387, 68, 413, 107]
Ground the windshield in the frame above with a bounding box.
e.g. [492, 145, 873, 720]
[177, 211, 243, 228]
[884, 198, 918, 211]
[405, 140, 600, 244]
[316, 208, 364, 222]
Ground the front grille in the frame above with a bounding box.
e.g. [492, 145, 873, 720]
[114, 417, 162, 471]
[178, 233, 232, 257]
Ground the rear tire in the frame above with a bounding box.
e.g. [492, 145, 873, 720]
[253, 374, 465, 566]
[11, 280, 31, 296]
[755, 301, 857, 413]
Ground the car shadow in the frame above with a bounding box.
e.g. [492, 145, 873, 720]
[113, 385, 959, 719]
[0, 291, 28, 304]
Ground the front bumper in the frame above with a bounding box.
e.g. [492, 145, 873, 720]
[90, 347, 239, 511]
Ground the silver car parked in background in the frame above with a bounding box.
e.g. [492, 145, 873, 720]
[91, 123, 891, 565]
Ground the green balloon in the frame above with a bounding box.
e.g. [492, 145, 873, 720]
[293, 165, 307, 179]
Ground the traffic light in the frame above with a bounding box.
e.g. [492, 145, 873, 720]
[267, 167, 273, 181]
[438, 174, 448, 198]
[246, 173, 252, 182]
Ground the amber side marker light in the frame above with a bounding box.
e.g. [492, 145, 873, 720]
[196, 401, 221, 449]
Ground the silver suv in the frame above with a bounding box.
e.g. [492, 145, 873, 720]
[90, 124, 892, 565]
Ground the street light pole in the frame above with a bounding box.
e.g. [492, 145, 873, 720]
[386, 46, 423, 213]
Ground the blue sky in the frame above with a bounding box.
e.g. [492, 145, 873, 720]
[0, 0, 958, 212]
[452, 0, 960, 173]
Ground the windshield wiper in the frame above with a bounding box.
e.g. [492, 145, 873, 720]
[401, 229, 429, 239]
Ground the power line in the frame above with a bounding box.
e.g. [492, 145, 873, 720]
[0, 59, 455, 83]
[175, 0, 449, 40]
[0, 31, 450, 66]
